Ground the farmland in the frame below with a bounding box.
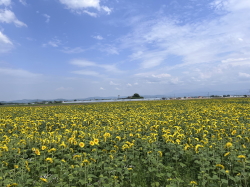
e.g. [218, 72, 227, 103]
[0, 99, 250, 187]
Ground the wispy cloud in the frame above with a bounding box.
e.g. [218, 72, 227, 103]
[221, 58, 250, 67]
[152, 74, 171, 78]
[109, 81, 119, 85]
[0, 30, 12, 44]
[61, 47, 85, 54]
[239, 72, 250, 78]
[43, 38, 61, 47]
[58, 0, 111, 16]
[19, 0, 26, 5]
[0, 0, 11, 6]
[59, 0, 100, 9]
[134, 72, 179, 85]
[70, 59, 122, 73]
[102, 6, 111, 15]
[118, 0, 250, 71]
[43, 14, 50, 23]
[72, 70, 101, 77]
[83, 10, 97, 17]
[100, 44, 119, 55]
[211, 0, 250, 12]
[70, 59, 95, 67]
[0, 31, 13, 53]
[0, 67, 42, 78]
[92, 35, 103, 40]
[0, 9, 27, 27]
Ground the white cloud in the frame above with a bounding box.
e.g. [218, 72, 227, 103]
[71, 59, 95, 67]
[101, 6, 111, 14]
[239, 72, 250, 78]
[222, 58, 249, 63]
[134, 72, 177, 85]
[19, 0, 26, 5]
[119, 0, 250, 71]
[211, 0, 250, 12]
[72, 70, 101, 77]
[0, 67, 41, 78]
[110, 81, 119, 85]
[0, 31, 12, 53]
[43, 38, 61, 47]
[127, 83, 132, 86]
[48, 41, 60, 47]
[141, 56, 166, 69]
[0, 30, 11, 44]
[61, 47, 85, 54]
[100, 87, 104, 90]
[59, 0, 100, 10]
[221, 58, 250, 66]
[43, 14, 50, 23]
[0, 0, 11, 6]
[70, 59, 121, 73]
[100, 44, 119, 54]
[170, 77, 180, 84]
[134, 72, 150, 78]
[83, 10, 97, 17]
[101, 64, 120, 72]
[59, 0, 111, 15]
[93, 35, 103, 40]
[135, 72, 170, 78]
[0, 9, 27, 27]
[152, 74, 171, 78]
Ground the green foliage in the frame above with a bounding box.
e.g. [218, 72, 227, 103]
[0, 98, 250, 186]
[133, 93, 140, 98]
[131, 93, 144, 99]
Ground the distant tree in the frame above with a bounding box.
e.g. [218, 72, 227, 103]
[0, 103, 3, 105]
[131, 93, 144, 99]
[133, 93, 140, 98]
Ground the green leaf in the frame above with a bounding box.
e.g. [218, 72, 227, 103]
[79, 179, 87, 185]
[212, 175, 219, 180]
[88, 174, 97, 178]
[179, 163, 186, 167]
[221, 179, 228, 184]
[156, 173, 164, 178]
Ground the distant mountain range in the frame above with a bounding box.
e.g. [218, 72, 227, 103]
[0, 98, 68, 104]
[0, 95, 168, 104]
[1, 90, 248, 104]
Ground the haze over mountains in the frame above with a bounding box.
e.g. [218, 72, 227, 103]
[1, 89, 248, 103]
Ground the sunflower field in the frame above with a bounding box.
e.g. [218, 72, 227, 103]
[0, 98, 250, 187]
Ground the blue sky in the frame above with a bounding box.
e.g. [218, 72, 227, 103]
[1, 0, 250, 101]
